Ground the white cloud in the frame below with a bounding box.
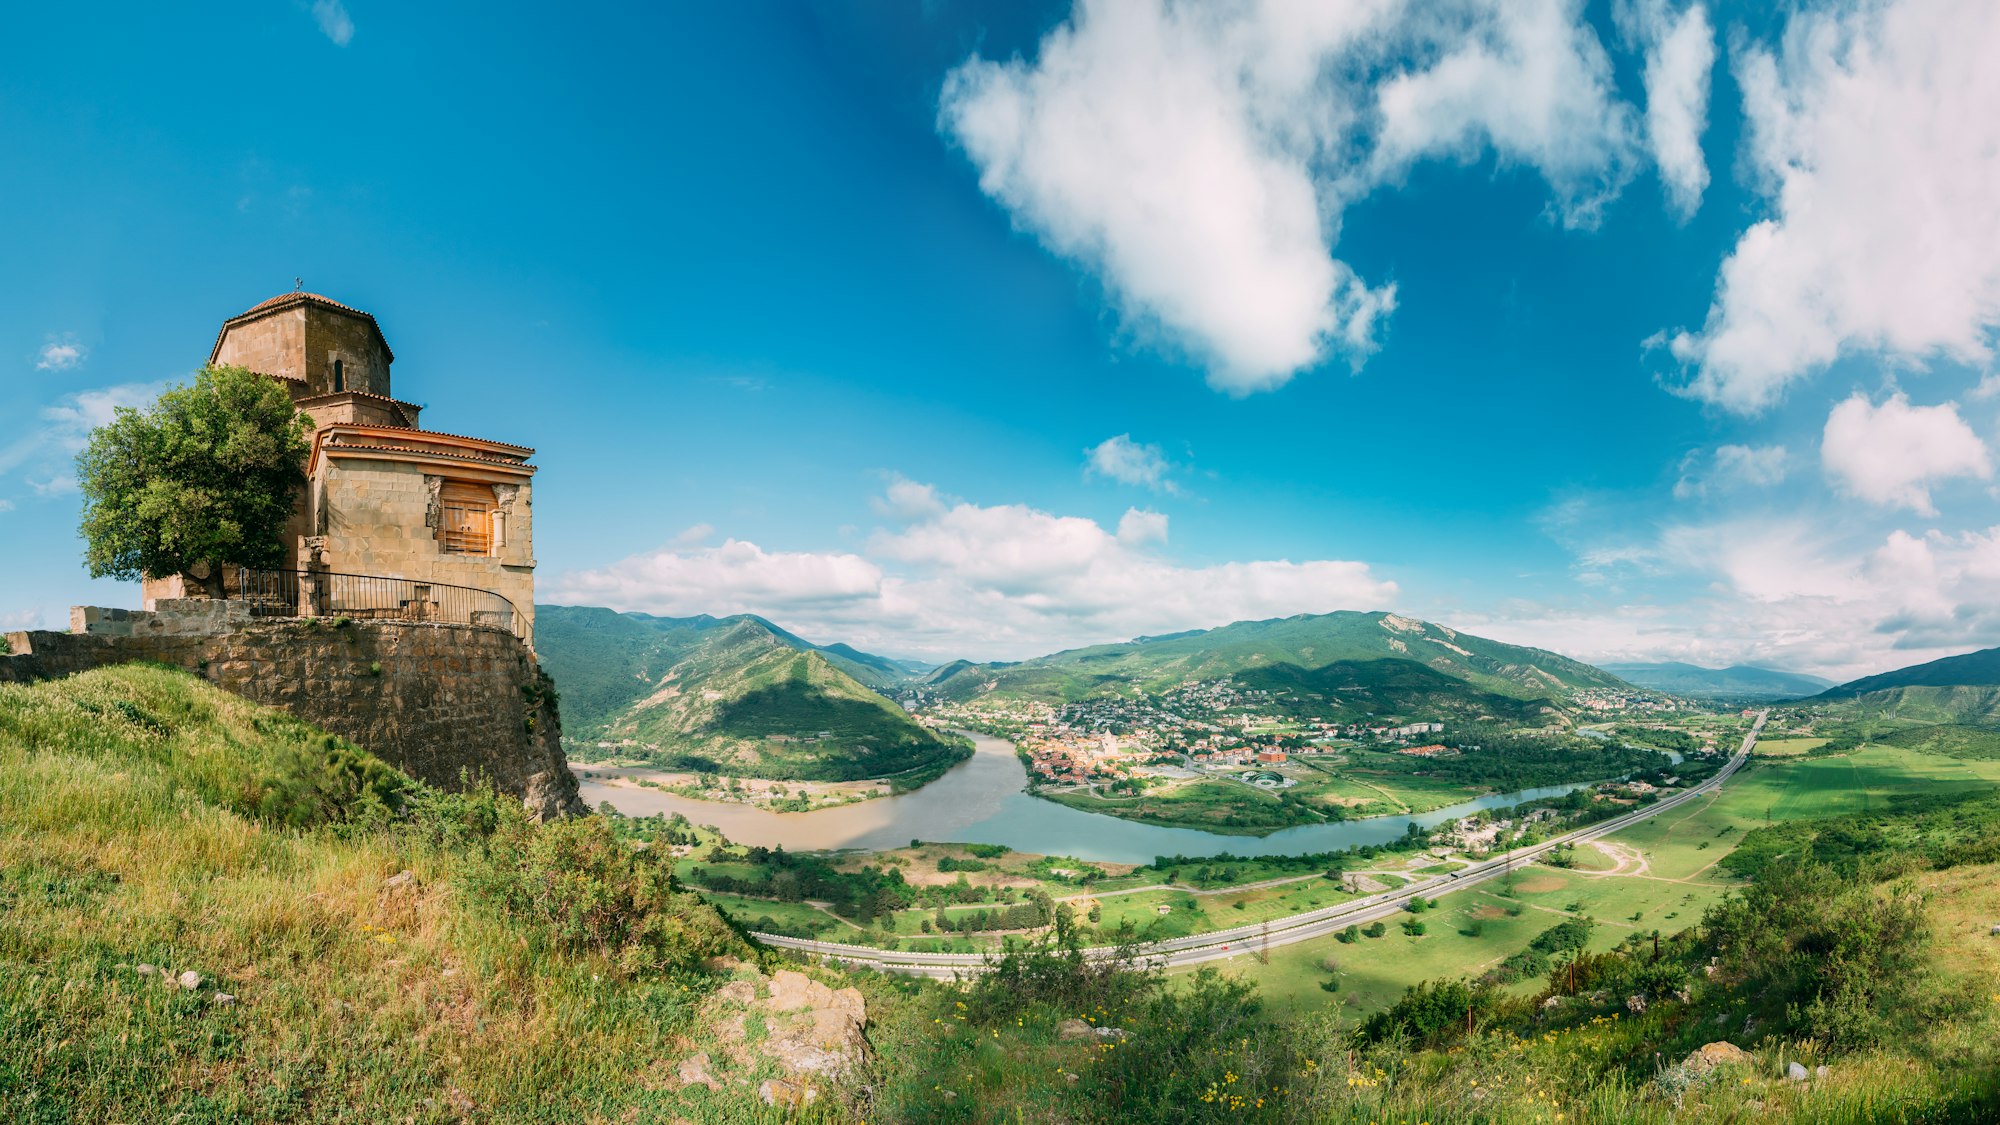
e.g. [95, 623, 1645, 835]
[35, 339, 84, 370]
[1669, 0, 2000, 411]
[1084, 433, 1175, 491]
[668, 523, 714, 547]
[1615, 0, 1714, 218]
[1116, 508, 1168, 547]
[0, 606, 43, 631]
[874, 475, 946, 520]
[1371, 0, 1639, 228]
[312, 0, 354, 46]
[0, 499, 14, 514]
[939, 0, 1644, 393]
[550, 480, 1395, 660]
[1821, 392, 1990, 515]
[0, 382, 161, 482]
[1503, 515, 2000, 681]
[1672, 442, 1786, 499]
[553, 539, 885, 618]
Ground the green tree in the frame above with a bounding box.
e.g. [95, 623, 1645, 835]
[76, 365, 311, 597]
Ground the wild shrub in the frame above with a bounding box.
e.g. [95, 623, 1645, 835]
[963, 908, 1154, 1022]
[467, 808, 738, 977]
[1701, 858, 1949, 1049]
[1359, 977, 1494, 1046]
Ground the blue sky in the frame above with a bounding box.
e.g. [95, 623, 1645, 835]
[5, 0, 1999, 679]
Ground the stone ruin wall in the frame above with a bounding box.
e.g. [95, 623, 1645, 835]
[1, 602, 582, 820]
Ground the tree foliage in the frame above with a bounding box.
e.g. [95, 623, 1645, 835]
[76, 365, 311, 594]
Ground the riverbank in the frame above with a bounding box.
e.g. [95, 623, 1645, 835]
[571, 760, 890, 814]
[1015, 739, 1678, 836]
[577, 731, 1694, 865]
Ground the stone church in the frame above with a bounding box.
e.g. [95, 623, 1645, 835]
[142, 291, 539, 640]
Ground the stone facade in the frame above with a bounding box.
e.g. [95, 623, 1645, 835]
[312, 450, 536, 637]
[2, 616, 582, 820]
[147, 291, 538, 642]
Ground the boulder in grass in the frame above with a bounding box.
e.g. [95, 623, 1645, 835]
[1681, 1041, 1752, 1076]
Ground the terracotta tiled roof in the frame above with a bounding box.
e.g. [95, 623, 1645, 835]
[323, 442, 538, 470]
[248, 291, 365, 316]
[295, 387, 418, 414]
[294, 388, 420, 427]
[351, 424, 533, 456]
[320, 422, 534, 458]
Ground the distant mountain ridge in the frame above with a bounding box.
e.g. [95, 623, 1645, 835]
[923, 610, 1641, 720]
[1817, 647, 2000, 697]
[1602, 661, 1833, 700]
[534, 605, 963, 782]
[1810, 645, 2000, 723]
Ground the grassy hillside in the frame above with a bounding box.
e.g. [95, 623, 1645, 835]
[927, 610, 1637, 709]
[1808, 646, 2000, 722]
[1234, 657, 1554, 724]
[1604, 661, 1834, 699]
[0, 664, 806, 1123]
[14, 666, 2000, 1122]
[1815, 683, 2000, 724]
[1819, 645, 2000, 696]
[536, 605, 965, 783]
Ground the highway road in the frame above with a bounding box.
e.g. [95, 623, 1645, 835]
[753, 712, 1767, 980]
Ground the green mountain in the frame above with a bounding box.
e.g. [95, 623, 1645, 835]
[925, 610, 1637, 717]
[1819, 646, 2000, 696]
[1812, 646, 2000, 722]
[1816, 644, 2000, 720]
[534, 605, 962, 782]
[1233, 658, 1553, 724]
[1602, 661, 1834, 700]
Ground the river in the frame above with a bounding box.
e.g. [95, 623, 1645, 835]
[575, 733, 1631, 865]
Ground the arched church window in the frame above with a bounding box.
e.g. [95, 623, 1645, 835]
[333, 359, 344, 393]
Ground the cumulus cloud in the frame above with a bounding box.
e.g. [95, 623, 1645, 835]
[1504, 515, 2000, 680]
[1371, 0, 1639, 227]
[0, 382, 161, 482]
[874, 475, 946, 520]
[1615, 0, 1714, 218]
[1085, 433, 1175, 491]
[1116, 507, 1168, 547]
[35, 339, 84, 370]
[939, 0, 1644, 393]
[553, 539, 885, 617]
[549, 481, 1395, 660]
[1672, 443, 1786, 499]
[1669, 0, 2000, 411]
[1821, 393, 1990, 515]
[312, 0, 354, 46]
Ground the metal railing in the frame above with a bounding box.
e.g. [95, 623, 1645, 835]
[234, 568, 525, 640]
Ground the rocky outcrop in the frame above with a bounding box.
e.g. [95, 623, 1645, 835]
[1, 613, 582, 819]
[1681, 1041, 1751, 1075]
[674, 963, 870, 1107]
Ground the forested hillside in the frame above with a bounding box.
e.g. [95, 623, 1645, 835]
[926, 610, 1639, 715]
[536, 605, 966, 782]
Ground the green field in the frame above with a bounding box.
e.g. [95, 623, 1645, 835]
[1195, 741, 2000, 1017]
[1753, 736, 1826, 756]
[1036, 777, 1314, 833]
[700, 891, 864, 938]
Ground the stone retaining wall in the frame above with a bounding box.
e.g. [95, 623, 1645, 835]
[1, 616, 582, 819]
